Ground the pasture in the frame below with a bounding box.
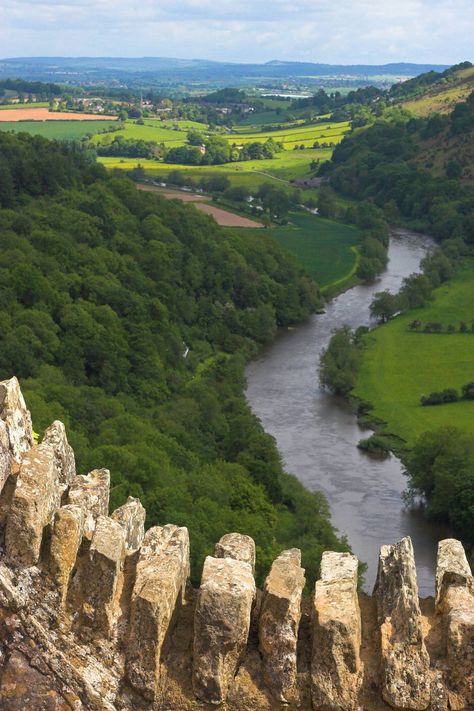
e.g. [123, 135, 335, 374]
[241, 212, 360, 288]
[353, 262, 474, 445]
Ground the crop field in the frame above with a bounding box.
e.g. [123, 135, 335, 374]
[228, 121, 351, 149]
[98, 146, 332, 190]
[353, 262, 474, 445]
[0, 108, 115, 121]
[92, 119, 208, 147]
[0, 120, 118, 140]
[240, 212, 360, 288]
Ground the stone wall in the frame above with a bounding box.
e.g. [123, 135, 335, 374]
[0, 377, 472, 711]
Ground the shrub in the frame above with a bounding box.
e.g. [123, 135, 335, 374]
[420, 389, 459, 406]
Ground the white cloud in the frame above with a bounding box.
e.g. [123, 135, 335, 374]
[0, 0, 472, 64]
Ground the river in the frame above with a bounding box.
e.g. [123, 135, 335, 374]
[246, 229, 448, 596]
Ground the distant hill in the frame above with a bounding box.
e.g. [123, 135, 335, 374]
[0, 56, 450, 88]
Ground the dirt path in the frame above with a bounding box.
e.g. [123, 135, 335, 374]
[0, 108, 115, 122]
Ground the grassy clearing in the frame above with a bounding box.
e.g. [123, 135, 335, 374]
[0, 120, 118, 140]
[240, 212, 359, 287]
[353, 262, 474, 445]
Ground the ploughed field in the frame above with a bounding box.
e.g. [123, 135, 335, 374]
[353, 261, 474, 444]
[0, 107, 115, 121]
[137, 184, 263, 227]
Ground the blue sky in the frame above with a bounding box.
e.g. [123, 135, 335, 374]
[1, 0, 473, 64]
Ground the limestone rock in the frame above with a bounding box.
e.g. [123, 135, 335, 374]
[127, 524, 190, 700]
[0, 376, 34, 463]
[67, 468, 110, 539]
[374, 536, 430, 710]
[0, 420, 12, 495]
[50, 504, 84, 605]
[5, 443, 60, 566]
[82, 515, 126, 637]
[214, 532, 256, 573]
[259, 548, 305, 703]
[311, 551, 362, 711]
[436, 539, 474, 709]
[42, 420, 76, 487]
[193, 555, 256, 705]
[111, 496, 146, 550]
[0, 650, 72, 711]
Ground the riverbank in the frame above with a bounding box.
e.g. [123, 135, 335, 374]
[246, 230, 448, 595]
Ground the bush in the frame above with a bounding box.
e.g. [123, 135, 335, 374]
[420, 388, 459, 406]
[461, 381, 474, 400]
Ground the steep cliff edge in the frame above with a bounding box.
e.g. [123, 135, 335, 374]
[0, 376, 472, 711]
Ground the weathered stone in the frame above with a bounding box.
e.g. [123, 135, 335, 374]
[374, 536, 430, 710]
[50, 505, 84, 605]
[127, 524, 190, 700]
[42, 420, 76, 487]
[214, 532, 256, 573]
[0, 419, 12, 495]
[436, 539, 474, 709]
[193, 555, 256, 705]
[259, 548, 305, 703]
[311, 551, 362, 711]
[82, 515, 126, 637]
[67, 468, 110, 539]
[0, 376, 34, 463]
[111, 496, 146, 550]
[0, 650, 72, 711]
[5, 443, 60, 566]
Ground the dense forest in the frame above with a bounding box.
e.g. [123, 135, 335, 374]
[0, 132, 349, 586]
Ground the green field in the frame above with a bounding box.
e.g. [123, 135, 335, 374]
[92, 118, 209, 147]
[0, 120, 118, 140]
[353, 262, 474, 445]
[99, 146, 332, 190]
[241, 212, 360, 288]
[0, 102, 50, 110]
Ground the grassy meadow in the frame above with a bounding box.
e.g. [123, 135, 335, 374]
[353, 262, 474, 445]
[402, 66, 474, 116]
[240, 212, 360, 288]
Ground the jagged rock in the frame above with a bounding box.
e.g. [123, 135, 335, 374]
[259, 548, 305, 703]
[311, 551, 362, 711]
[436, 539, 474, 709]
[193, 555, 256, 705]
[67, 468, 110, 539]
[5, 443, 61, 566]
[214, 532, 256, 573]
[0, 376, 34, 463]
[50, 504, 84, 605]
[374, 536, 430, 710]
[126, 524, 190, 700]
[111, 496, 146, 550]
[0, 420, 12, 495]
[82, 515, 126, 637]
[42, 420, 76, 487]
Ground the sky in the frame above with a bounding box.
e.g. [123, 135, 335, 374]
[0, 0, 473, 65]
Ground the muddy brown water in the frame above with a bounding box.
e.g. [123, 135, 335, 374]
[246, 229, 448, 595]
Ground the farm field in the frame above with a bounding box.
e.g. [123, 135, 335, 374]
[137, 183, 263, 227]
[0, 102, 50, 110]
[353, 262, 474, 445]
[0, 120, 118, 140]
[0, 107, 115, 121]
[92, 118, 208, 147]
[241, 211, 360, 287]
[98, 146, 331, 190]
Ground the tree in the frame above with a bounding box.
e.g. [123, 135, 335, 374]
[319, 326, 362, 395]
[370, 291, 399, 322]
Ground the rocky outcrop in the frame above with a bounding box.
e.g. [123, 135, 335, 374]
[5, 442, 61, 566]
[0, 379, 472, 711]
[374, 536, 431, 710]
[82, 515, 126, 638]
[126, 524, 190, 700]
[112, 496, 146, 550]
[436, 538, 474, 709]
[215, 532, 256, 573]
[67, 468, 110, 539]
[311, 551, 362, 711]
[0, 376, 34, 465]
[259, 548, 305, 703]
[193, 555, 256, 704]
